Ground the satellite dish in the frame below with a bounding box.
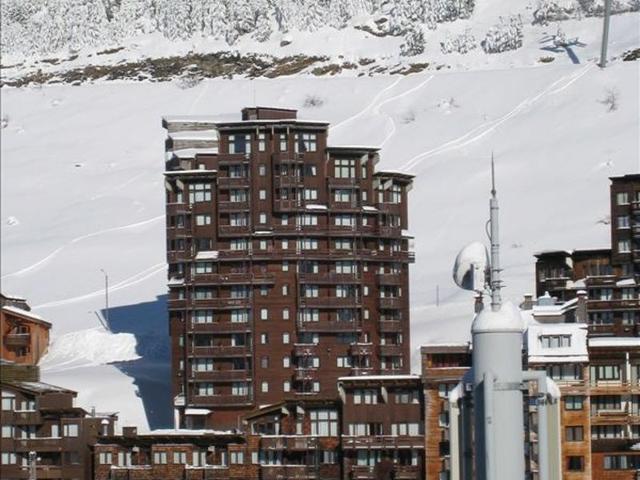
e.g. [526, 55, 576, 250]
[453, 242, 490, 292]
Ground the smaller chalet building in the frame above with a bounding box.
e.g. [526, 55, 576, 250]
[0, 293, 51, 365]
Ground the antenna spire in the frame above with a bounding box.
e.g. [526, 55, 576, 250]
[489, 153, 501, 311]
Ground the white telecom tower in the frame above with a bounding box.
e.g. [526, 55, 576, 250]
[451, 159, 561, 480]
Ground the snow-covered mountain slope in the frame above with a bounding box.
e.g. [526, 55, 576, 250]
[2, 56, 638, 429]
[2, 0, 639, 84]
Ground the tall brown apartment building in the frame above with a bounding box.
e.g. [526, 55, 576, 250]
[163, 107, 414, 430]
[1, 293, 51, 365]
[536, 174, 640, 338]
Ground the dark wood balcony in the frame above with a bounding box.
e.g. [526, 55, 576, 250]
[378, 226, 403, 237]
[193, 273, 275, 285]
[379, 297, 403, 309]
[190, 369, 252, 382]
[167, 250, 192, 263]
[0, 410, 41, 425]
[297, 273, 360, 284]
[299, 297, 362, 309]
[260, 436, 322, 451]
[293, 344, 319, 357]
[275, 176, 305, 188]
[349, 343, 373, 357]
[189, 322, 251, 334]
[260, 465, 318, 480]
[166, 203, 192, 215]
[190, 394, 252, 407]
[273, 199, 304, 212]
[379, 344, 404, 356]
[5, 333, 30, 347]
[376, 202, 402, 215]
[348, 465, 421, 480]
[342, 435, 425, 450]
[168, 298, 188, 310]
[376, 274, 403, 286]
[293, 368, 319, 381]
[297, 320, 359, 333]
[12, 437, 72, 452]
[378, 320, 403, 333]
[217, 176, 250, 188]
[218, 200, 250, 212]
[190, 298, 252, 309]
[188, 345, 251, 357]
[218, 225, 251, 236]
[328, 177, 359, 187]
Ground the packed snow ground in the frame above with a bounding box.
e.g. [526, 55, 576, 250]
[2, 30, 639, 428]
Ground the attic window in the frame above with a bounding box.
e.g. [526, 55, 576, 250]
[539, 335, 571, 349]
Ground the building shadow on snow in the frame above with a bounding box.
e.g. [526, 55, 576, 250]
[102, 295, 172, 430]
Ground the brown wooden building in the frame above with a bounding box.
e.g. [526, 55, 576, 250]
[163, 107, 415, 430]
[1, 296, 51, 365]
[0, 381, 117, 480]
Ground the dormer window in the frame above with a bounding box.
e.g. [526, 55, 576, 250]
[539, 334, 571, 348]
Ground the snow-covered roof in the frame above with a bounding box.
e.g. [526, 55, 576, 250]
[184, 408, 211, 416]
[164, 169, 217, 175]
[531, 297, 578, 317]
[589, 337, 640, 348]
[167, 129, 219, 141]
[617, 278, 636, 286]
[362, 206, 378, 212]
[7, 381, 74, 395]
[327, 145, 379, 151]
[305, 204, 328, 210]
[525, 322, 588, 363]
[1, 306, 50, 326]
[254, 230, 273, 236]
[195, 250, 219, 260]
[375, 169, 415, 179]
[167, 277, 184, 286]
[167, 148, 219, 159]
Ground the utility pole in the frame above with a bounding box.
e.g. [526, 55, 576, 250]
[100, 269, 109, 326]
[600, 0, 612, 68]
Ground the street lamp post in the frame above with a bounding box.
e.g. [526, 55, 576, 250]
[100, 269, 109, 326]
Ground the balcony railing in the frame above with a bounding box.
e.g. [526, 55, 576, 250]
[190, 394, 252, 407]
[298, 272, 360, 284]
[379, 344, 404, 356]
[4, 333, 30, 347]
[190, 298, 252, 309]
[217, 176, 250, 187]
[293, 368, 319, 381]
[297, 320, 359, 333]
[378, 226, 403, 237]
[189, 322, 251, 334]
[342, 435, 424, 450]
[299, 297, 362, 309]
[376, 202, 402, 215]
[376, 274, 403, 286]
[193, 273, 275, 285]
[190, 369, 252, 382]
[349, 343, 373, 357]
[218, 225, 251, 236]
[349, 465, 421, 480]
[260, 465, 318, 480]
[379, 297, 403, 309]
[218, 200, 250, 212]
[378, 320, 402, 333]
[188, 345, 251, 357]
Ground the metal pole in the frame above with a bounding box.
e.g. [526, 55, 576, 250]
[100, 269, 109, 326]
[600, 0, 612, 68]
[489, 156, 501, 311]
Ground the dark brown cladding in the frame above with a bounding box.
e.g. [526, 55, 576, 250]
[163, 107, 414, 431]
[0, 381, 117, 480]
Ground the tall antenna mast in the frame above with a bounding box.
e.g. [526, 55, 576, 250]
[489, 155, 501, 311]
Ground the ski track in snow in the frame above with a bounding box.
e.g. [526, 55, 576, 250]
[1, 215, 164, 279]
[399, 64, 594, 172]
[330, 77, 404, 131]
[375, 75, 435, 148]
[32, 262, 166, 309]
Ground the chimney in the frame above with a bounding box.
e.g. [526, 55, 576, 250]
[520, 294, 534, 311]
[474, 294, 484, 313]
[576, 290, 588, 323]
[123, 426, 137, 438]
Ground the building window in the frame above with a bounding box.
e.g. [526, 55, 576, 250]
[616, 192, 629, 205]
[194, 262, 213, 274]
[259, 213, 267, 224]
[99, 452, 113, 465]
[566, 426, 584, 441]
[230, 238, 248, 250]
[546, 364, 582, 381]
[259, 189, 266, 200]
[302, 285, 319, 298]
[261, 382, 269, 393]
[63, 424, 79, 437]
[1, 452, 17, 464]
[299, 237, 318, 251]
[197, 383, 214, 396]
[194, 359, 214, 372]
[296, 133, 317, 152]
[334, 214, 355, 227]
[354, 389, 378, 405]
[153, 452, 168, 464]
[229, 134, 251, 154]
[195, 214, 211, 226]
[173, 452, 187, 464]
[618, 240, 631, 253]
[334, 159, 355, 178]
[592, 425, 624, 439]
[334, 189, 352, 202]
[232, 382, 249, 396]
[337, 356, 352, 368]
[299, 214, 318, 226]
[390, 185, 402, 203]
[395, 390, 419, 404]
[231, 309, 249, 323]
[1, 426, 14, 438]
[618, 215, 630, 229]
[260, 308, 269, 320]
[280, 133, 288, 151]
[284, 381, 291, 392]
[231, 451, 244, 464]
[282, 333, 290, 344]
[567, 456, 584, 471]
[539, 335, 571, 348]
[282, 261, 289, 272]
[1, 395, 15, 411]
[283, 357, 290, 368]
[391, 422, 421, 435]
[260, 333, 268, 344]
[189, 183, 212, 203]
[564, 396, 584, 410]
[304, 189, 318, 201]
[313, 382, 320, 392]
[258, 164, 266, 176]
[282, 308, 290, 320]
[590, 365, 621, 382]
[282, 285, 289, 296]
[310, 409, 338, 436]
[258, 133, 266, 152]
[260, 356, 269, 368]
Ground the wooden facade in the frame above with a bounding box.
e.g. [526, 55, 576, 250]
[0, 304, 51, 365]
[163, 107, 414, 430]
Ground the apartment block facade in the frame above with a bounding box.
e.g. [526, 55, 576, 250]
[536, 174, 640, 338]
[0, 381, 117, 480]
[1, 294, 51, 365]
[163, 107, 414, 430]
